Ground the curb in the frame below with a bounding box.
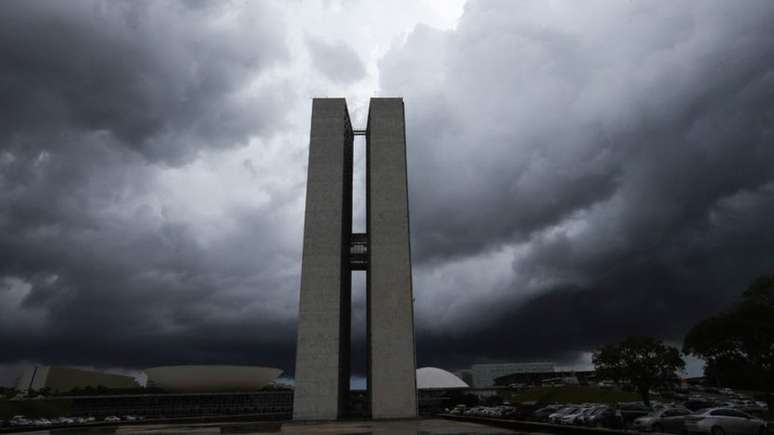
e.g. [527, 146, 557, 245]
[441, 415, 773, 435]
[441, 414, 635, 435]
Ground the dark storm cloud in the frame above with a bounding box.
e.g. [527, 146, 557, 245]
[0, 0, 301, 376]
[378, 0, 774, 368]
[0, 135, 302, 369]
[306, 38, 367, 84]
[3, 0, 774, 384]
[0, 0, 289, 164]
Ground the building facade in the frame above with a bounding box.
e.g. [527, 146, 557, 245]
[67, 391, 292, 419]
[144, 365, 282, 393]
[453, 369, 474, 386]
[493, 370, 594, 386]
[293, 98, 417, 420]
[471, 362, 556, 387]
[15, 366, 139, 393]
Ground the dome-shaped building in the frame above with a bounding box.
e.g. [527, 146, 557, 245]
[416, 367, 469, 390]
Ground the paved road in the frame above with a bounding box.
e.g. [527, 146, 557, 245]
[6, 418, 539, 435]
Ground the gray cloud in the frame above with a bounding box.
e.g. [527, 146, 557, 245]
[0, 0, 290, 165]
[2, 0, 774, 383]
[0, 0, 301, 376]
[306, 38, 367, 84]
[379, 0, 774, 367]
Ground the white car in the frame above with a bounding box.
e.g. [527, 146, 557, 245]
[104, 416, 121, 423]
[633, 407, 692, 433]
[684, 408, 767, 435]
[10, 416, 33, 426]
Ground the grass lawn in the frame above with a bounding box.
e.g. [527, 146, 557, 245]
[506, 385, 640, 404]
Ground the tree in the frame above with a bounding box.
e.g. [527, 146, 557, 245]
[683, 274, 774, 391]
[593, 336, 685, 406]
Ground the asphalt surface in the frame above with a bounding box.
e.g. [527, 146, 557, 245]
[2, 418, 532, 435]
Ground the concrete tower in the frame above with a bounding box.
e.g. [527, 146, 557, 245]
[293, 98, 417, 420]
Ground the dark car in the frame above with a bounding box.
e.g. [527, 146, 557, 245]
[587, 406, 625, 429]
[532, 404, 563, 422]
[548, 406, 580, 424]
[619, 403, 653, 426]
[576, 406, 606, 425]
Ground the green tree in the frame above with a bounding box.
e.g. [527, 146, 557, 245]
[683, 274, 774, 390]
[593, 336, 685, 406]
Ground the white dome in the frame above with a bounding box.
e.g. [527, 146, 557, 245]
[416, 367, 469, 390]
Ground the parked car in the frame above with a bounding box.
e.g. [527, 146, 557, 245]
[619, 402, 653, 425]
[497, 405, 518, 418]
[738, 407, 768, 420]
[582, 406, 609, 426]
[559, 407, 587, 424]
[684, 408, 767, 435]
[548, 406, 579, 424]
[449, 404, 466, 415]
[103, 416, 121, 423]
[10, 416, 33, 427]
[587, 406, 625, 429]
[533, 404, 563, 421]
[684, 399, 717, 411]
[633, 407, 691, 433]
[575, 406, 604, 425]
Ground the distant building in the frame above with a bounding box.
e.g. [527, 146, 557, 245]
[453, 369, 474, 386]
[64, 391, 292, 419]
[15, 366, 139, 393]
[471, 362, 556, 387]
[144, 365, 282, 393]
[494, 370, 594, 386]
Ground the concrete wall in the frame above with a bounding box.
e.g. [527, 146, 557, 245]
[366, 97, 418, 419]
[293, 98, 353, 420]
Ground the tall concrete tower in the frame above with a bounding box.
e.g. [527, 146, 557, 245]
[293, 98, 417, 420]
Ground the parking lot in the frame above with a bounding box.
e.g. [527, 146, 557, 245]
[447, 386, 770, 435]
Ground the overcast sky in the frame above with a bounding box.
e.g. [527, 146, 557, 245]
[2, 0, 774, 387]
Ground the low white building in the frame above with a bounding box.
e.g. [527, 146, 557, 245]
[471, 362, 555, 387]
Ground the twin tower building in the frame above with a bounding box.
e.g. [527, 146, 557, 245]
[293, 98, 417, 420]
